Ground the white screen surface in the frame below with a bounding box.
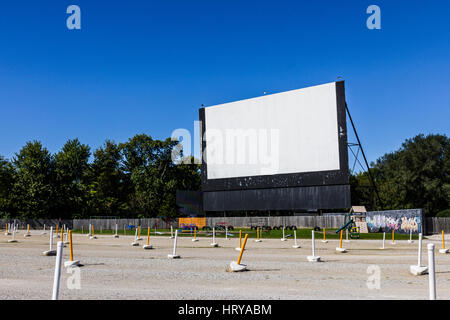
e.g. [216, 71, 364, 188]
[204, 82, 340, 179]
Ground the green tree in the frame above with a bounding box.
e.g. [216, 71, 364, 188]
[53, 139, 91, 219]
[87, 140, 130, 217]
[11, 141, 54, 219]
[120, 134, 192, 217]
[0, 156, 15, 216]
[352, 134, 450, 215]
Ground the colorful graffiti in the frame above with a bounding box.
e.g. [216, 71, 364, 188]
[365, 209, 422, 233]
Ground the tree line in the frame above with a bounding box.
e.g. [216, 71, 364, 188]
[0, 133, 448, 219]
[351, 134, 450, 216]
[0, 134, 200, 219]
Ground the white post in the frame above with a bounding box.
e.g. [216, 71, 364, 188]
[418, 233, 423, 266]
[312, 230, 315, 257]
[281, 226, 287, 241]
[213, 227, 215, 243]
[115, 224, 118, 235]
[428, 243, 436, 300]
[382, 232, 385, 249]
[49, 227, 53, 251]
[225, 226, 228, 240]
[410, 229, 413, 242]
[52, 242, 64, 300]
[12, 228, 16, 241]
[307, 230, 321, 262]
[170, 226, 174, 238]
[81, 226, 83, 234]
[88, 224, 92, 237]
[292, 229, 299, 248]
[172, 230, 178, 255]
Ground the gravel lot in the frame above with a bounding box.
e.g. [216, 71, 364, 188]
[1, 230, 449, 300]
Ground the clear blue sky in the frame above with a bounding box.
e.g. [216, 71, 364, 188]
[1, 0, 449, 166]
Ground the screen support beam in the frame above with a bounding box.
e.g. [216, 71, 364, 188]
[345, 102, 382, 209]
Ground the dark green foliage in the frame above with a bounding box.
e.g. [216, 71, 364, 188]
[352, 134, 450, 216]
[0, 135, 201, 219]
[436, 209, 450, 217]
[11, 141, 54, 219]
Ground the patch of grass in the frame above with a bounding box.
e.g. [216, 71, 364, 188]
[71, 227, 421, 240]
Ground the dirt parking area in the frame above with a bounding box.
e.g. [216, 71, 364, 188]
[1, 231, 449, 300]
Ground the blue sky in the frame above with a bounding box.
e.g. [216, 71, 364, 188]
[0, 0, 449, 166]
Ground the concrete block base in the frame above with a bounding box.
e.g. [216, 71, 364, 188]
[167, 254, 180, 259]
[131, 241, 139, 246]
[307, 255, 321, 262]
[4, 232, 11, 236]
[281, 238, 287, 241]
[439, 248, 449, 254]
[410, 265, 428, 275]
[322, 240, 328, 243]
[228, 261, 247, 272]
[408, 240, 414, 243]
[64, 260, 80, 268]
[143, 245, 153, 249]
[336, 247, 347, 253]
[114, 235, 119, 238]
[210, 243, 219, 247]
[235, 247, 244, 252]
[255, 239, 262, 242]
[42, 250, 56, 256]
[24, 234, 31, 237]
[8, 240, 18, 243]
[192, 239, 199, 242]
[90, 236, 97, 239]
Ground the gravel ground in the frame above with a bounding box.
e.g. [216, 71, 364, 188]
[1, 230, 449, 300]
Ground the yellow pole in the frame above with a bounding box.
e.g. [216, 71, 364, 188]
[147, 227, 150, 246]
[69, 230, 73, 261]
[392, 230, 395, 243]
[138, 226, 141, 238]
[237, 234, 249, 265]
[60, 227, 63, 242]
[92, 225, 95, 237]
[323, 228, 326, 241]
[6, 224, 8, 233]
[27, 224, 30, 233]
[339, 230, 343, 248]
[442, 230, 446, 249]
[194, 227, 197, 240]
[239, 230, 242, 248]
[257, 228, 259, 240]
[56, 225, 59, 237]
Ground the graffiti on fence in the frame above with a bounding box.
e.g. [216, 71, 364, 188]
[365, 209, 422, 233]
